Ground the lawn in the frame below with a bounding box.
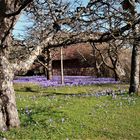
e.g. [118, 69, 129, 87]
[0, 82, 140, 140]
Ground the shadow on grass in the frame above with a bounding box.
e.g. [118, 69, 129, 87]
[38, 90, 128, 98]
[15, 86, 39, 93]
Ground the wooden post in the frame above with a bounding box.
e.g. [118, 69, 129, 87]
[61, 47, 64, 85]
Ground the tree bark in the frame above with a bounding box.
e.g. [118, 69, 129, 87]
[0, 53, 20, 130]
[114, 69, 119, 81]
[46, 49, 52, 80]
[129, 44, 140, 94]
[129, 4, 139, 95]
[95, 65, 102, 78]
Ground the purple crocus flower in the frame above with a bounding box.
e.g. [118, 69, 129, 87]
[14, 76, 119, 88]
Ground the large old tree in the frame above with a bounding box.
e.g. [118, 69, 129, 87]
[0, 0, 55, 130]
[0, 0, 93, 131]
[0, 0, 32, 130]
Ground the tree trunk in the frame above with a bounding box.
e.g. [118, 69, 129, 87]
[114, 69, 119, 81]
[45, 64, 52, 80]
[0, 53, 20, 130]
[96, 67, 102, 78]
[129, 7, 139, 94]
[129, 44, 140, 94]
[45, 49, 52, 80]
[113, 64, 126, 81]
[46, 69, 52, 80]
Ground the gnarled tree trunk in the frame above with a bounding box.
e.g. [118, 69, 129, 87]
[0, 53, 20, 130]
[0, 0, 54, 131]
[0, 36, 53, 130]
[0, 0, 33, 130]
[129, 44, 140, 94]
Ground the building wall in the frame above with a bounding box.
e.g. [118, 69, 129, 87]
[53, 67, 96, 76]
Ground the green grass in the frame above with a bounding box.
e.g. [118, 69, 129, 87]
[1, 83, 140, 140]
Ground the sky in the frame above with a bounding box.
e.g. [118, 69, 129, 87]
[12, 13, 33, 39]
[12, 0, 140, 40]
[12, 0, 89, 40]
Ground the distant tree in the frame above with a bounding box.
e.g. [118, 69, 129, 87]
[27, 0, 140, 94]
[34, 48, 53, 80]
[90, 41, 126, 81]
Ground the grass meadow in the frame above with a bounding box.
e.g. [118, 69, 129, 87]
[0, 83, 140, 140]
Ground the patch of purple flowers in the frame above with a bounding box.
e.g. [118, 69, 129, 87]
[14, 76, 119, 87]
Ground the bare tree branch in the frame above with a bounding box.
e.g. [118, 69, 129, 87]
[36, 58, 48, 70]
[12, 36, 53, 72]
[5, 0, 33, 17]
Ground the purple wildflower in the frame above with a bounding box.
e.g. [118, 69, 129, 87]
[14, 76, 119, 88]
